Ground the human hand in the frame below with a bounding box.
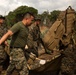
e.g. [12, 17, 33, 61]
[4, 41, 9, 46]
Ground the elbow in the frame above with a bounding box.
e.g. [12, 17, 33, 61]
[7, 30, 13, 37]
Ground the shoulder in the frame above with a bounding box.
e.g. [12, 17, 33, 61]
[12, 21, 23, 28]
[31, 23, 36, 28]
[9, 21, 22, 32]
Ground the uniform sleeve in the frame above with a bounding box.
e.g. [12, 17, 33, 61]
[9, 23, 20, 34]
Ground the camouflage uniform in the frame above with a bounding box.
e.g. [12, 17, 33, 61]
[6, 21, 29, 75]
[0, 24, 7, 65]
[27, 23, 43, 57]
[6, 48, 28, 75]
[59, 44, 76, 75]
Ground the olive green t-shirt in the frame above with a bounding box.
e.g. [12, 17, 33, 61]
[10, 21, 29, 48]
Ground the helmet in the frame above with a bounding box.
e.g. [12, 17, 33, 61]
[35, 16, 41, 21]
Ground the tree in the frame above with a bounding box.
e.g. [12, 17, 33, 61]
[49, 10, 61, 23]
[6, 5, 38, 26]
[40, 11, 50, 25]
[6, 11, 16, 26]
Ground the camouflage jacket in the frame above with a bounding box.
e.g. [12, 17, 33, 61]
[0, 24, 7, 39]
[28, 23, 40, 41]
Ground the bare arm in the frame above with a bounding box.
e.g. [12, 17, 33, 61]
[0, 30, 13, 45]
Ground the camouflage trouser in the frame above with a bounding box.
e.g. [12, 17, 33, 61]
[0, 45, 7, 65]
[6, 48, 29, 75]
[59, 44, 76, 75]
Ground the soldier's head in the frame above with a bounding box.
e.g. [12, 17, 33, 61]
[34, 17, 41, 25]
[0, 15, 5, 24]
[22, 12, 35, 26]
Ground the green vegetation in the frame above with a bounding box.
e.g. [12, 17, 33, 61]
[5, 5, 38, 27]
[5, 5, 62, 27]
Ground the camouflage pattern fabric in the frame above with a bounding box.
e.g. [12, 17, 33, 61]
[0, 45, 7, 65]
[28, 23, 40, 47]
[6, 48, 29, 75]
[59, 44, 76, 75]
[0, 24, 7, 38]
[27, 24, 43, 57]
[0, 24, 7, 65]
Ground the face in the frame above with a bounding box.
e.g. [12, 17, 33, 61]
[36, 21, 41, 25]
[0, 19, 4, 24]
[27, 16, 34, 26]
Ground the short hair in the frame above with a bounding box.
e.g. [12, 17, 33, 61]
[35, 18, 41, 21]
[23, 12, 35, 19]
[0, 15, 5, 20]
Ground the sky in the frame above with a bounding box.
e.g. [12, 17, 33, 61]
[0, 0, 76, 16]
